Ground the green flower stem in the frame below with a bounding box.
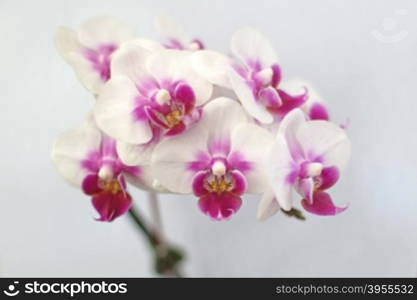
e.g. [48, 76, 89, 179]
[127, 205, 184, 277]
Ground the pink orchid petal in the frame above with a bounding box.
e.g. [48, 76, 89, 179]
[319, 166, 340, 190]
[301, 191, 347, 216]
[92, 190, 132, 222]
[229, 170, 247, 195]
[187, 151, 212, 172]
[198, 192, 242, 221]
[309, 102, 329, 121]
[165, 121, 186, 136]
[174, 82, 195, 114]
[271, 64, 282, 87]
[83, 44, 117, 82]
[82, 174, 102, 195]
[276, 89, 307, 116]
[192, 171, 208, 197]
[259, 87, 282, 108]
[227, 151, 251, 174]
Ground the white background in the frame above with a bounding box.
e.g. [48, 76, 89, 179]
[1, 0, 416, 277]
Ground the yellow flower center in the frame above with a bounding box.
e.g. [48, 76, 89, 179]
[207, 177, 232, 194]
[165, 110, 182, 127]
[101, 179, 122, 195]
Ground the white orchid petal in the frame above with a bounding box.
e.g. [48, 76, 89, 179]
[65, 52, 104, 94]
[78, 16, 134, 48]
[110, 41, 153, 82]
[230, 123, 274, 193]
[191, 50, 232, 88]
[200, 97, 249, 153]
[117, 141, 156, 166]
[257, 189, 280, 221]
[94, 76, 152, 144]
[51, 116, 101, 187]
[151, 123, 210, 194]
[228, 69, 273, 124]
[125, 38, 163, 52]
[54, 27, 82, 63]
[147, 49, 212, 104]
[154, 16, 189, 45]
[230, 27, 278, 67]
[266, 135, 295, 211]
[124, 165, 154, 191]
[296, 121, 352, 171]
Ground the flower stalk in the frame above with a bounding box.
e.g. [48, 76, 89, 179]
[127, 205, 184, 277]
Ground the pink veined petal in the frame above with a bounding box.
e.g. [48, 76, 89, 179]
[198, 192, 242, 221]
[229, 170, 247, 195]
[309, 102, 329, 121]
[82, 174, 102, 195]
[301, 191, 347, 216]
[174, 82, 195, 114]
[192, 171, 208, 197]
[297, 178, 314, 205]
[92, 190, 132, 222]
[319, 166, 340, 190]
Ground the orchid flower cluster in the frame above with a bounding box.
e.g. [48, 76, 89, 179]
[52, 16, 351, 223]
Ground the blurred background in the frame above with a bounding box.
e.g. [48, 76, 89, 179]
[1, 0, 416, 277]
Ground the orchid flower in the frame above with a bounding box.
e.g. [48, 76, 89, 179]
[54, 16, 136, 94]
[192, 28, 307, 124]
[151, 98, 273, 220]
[94, 43, 212, 165]
[51, 116, 152, 222]
[257, 109, 351, 220]
[155, 16, 204, 51]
